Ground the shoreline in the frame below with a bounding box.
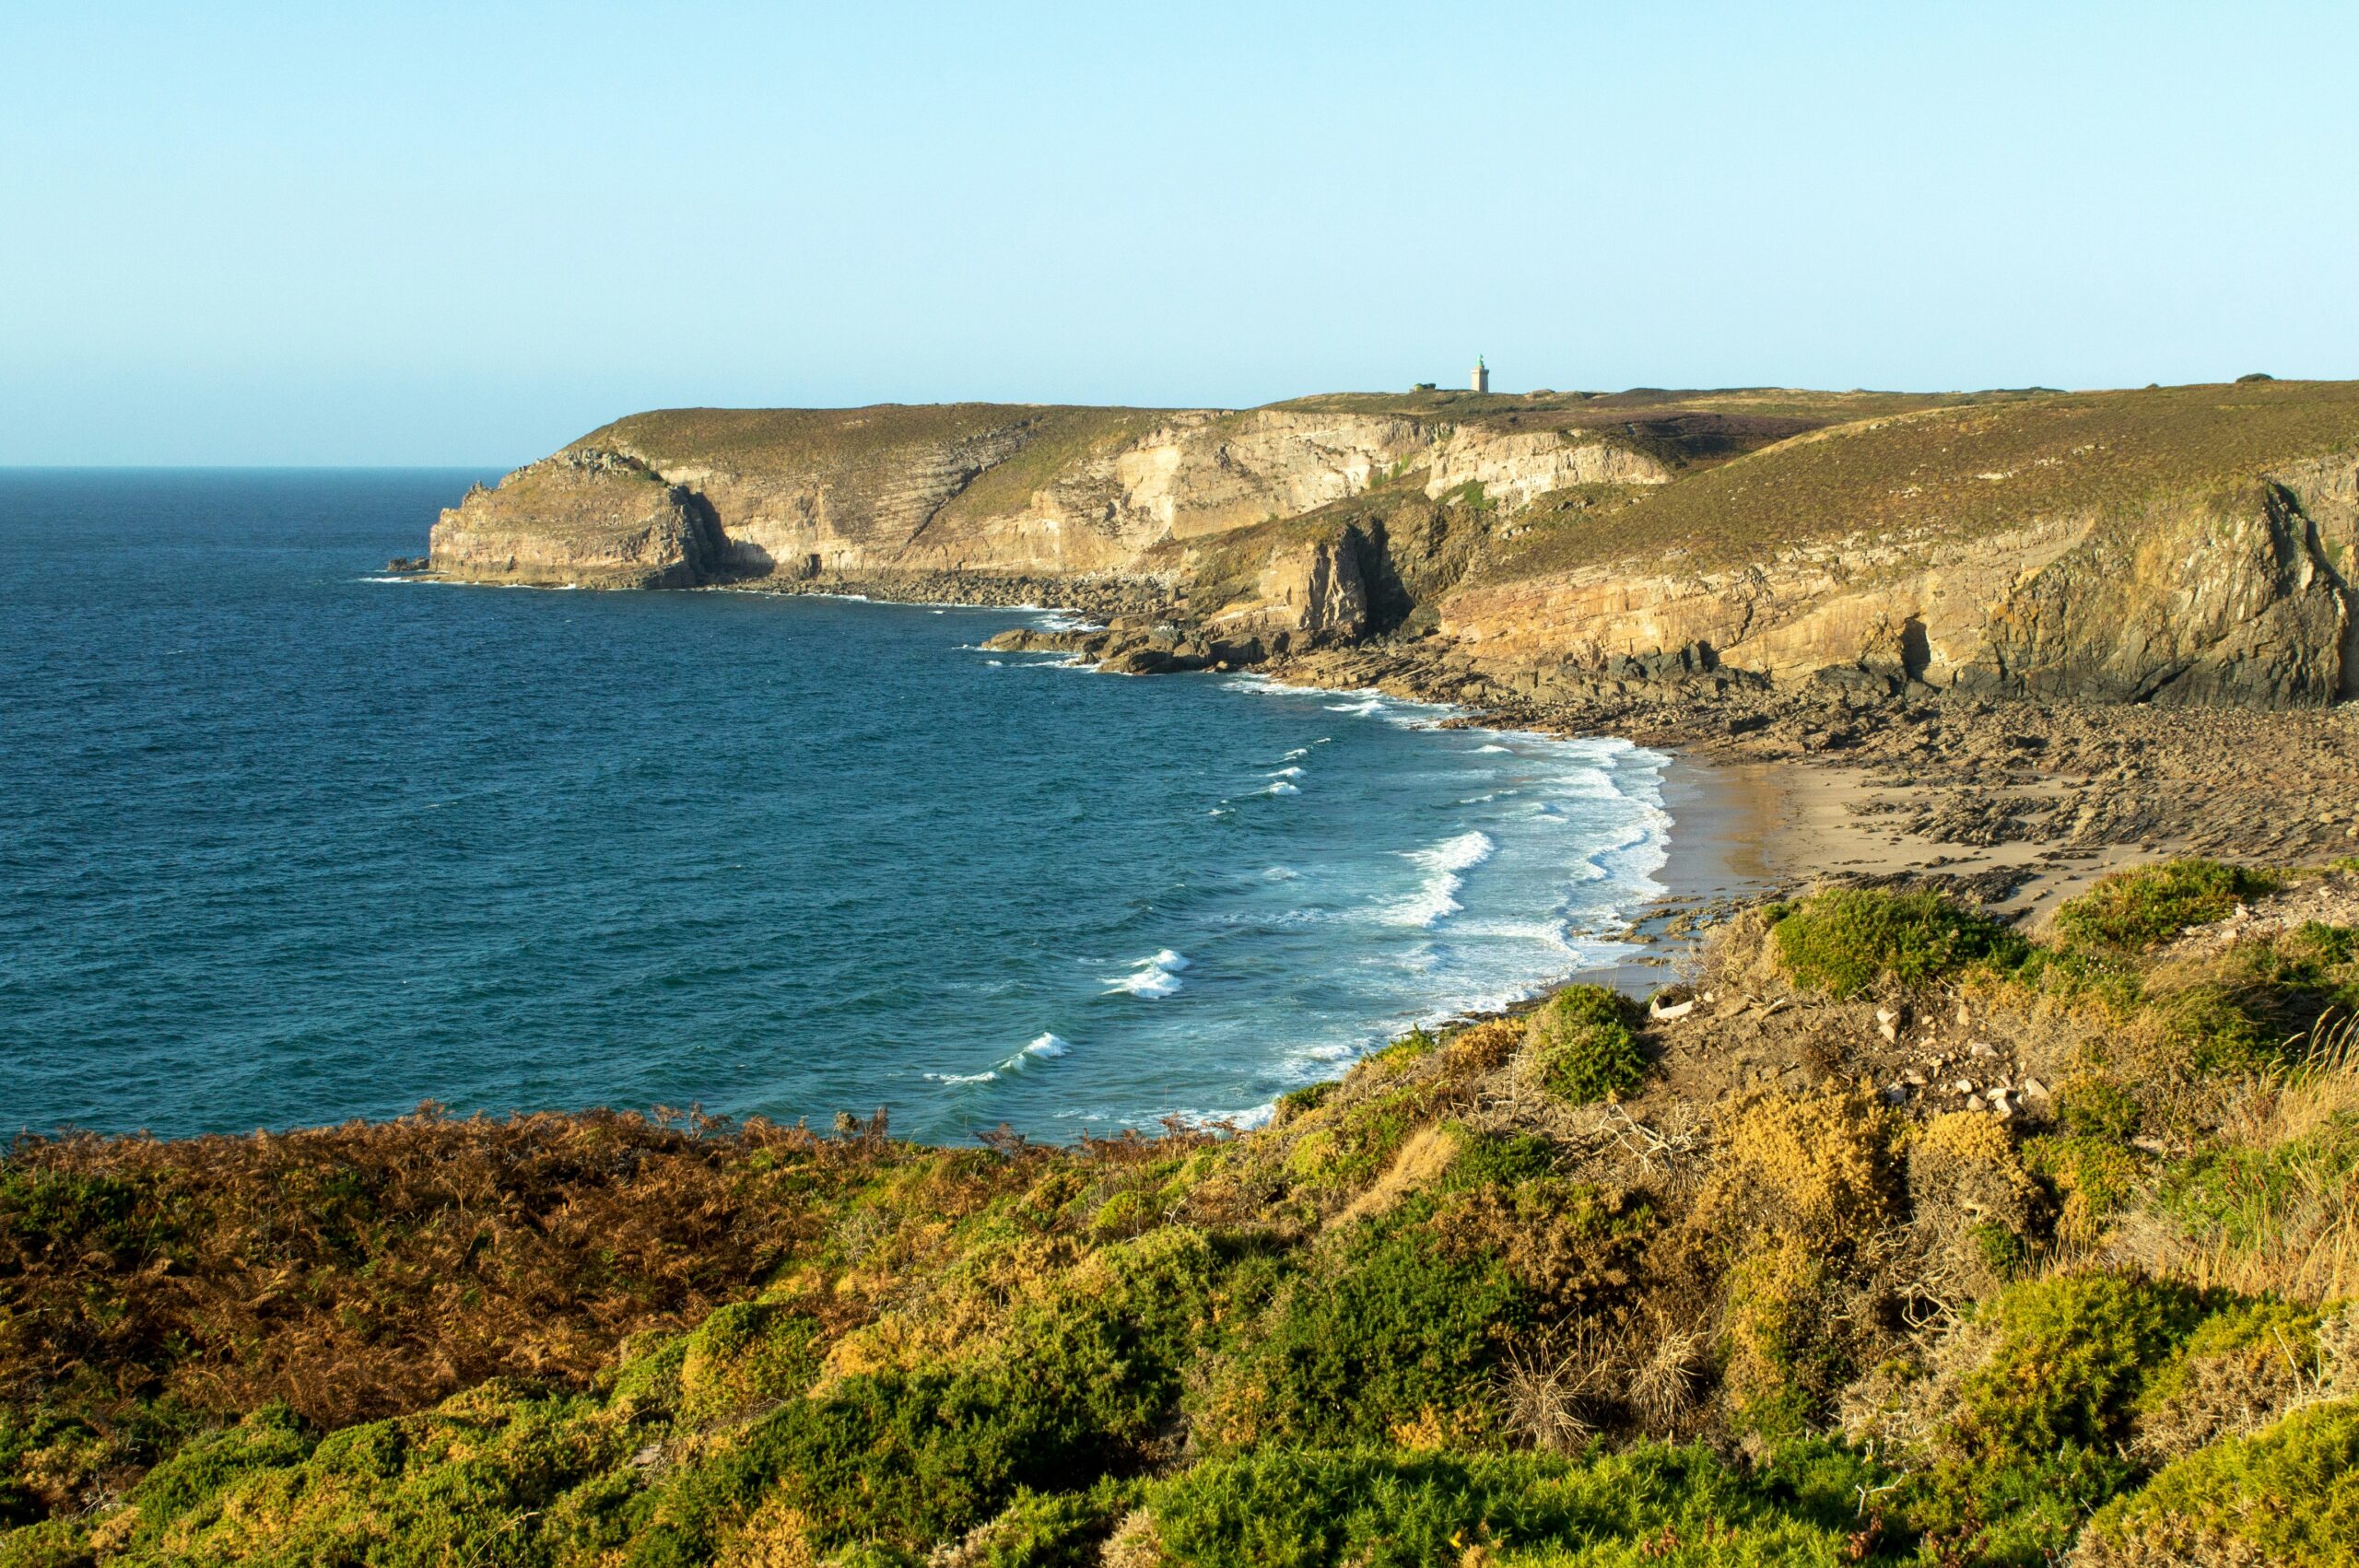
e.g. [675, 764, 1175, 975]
[131, 578, 2352, 1147]
[400, 566, 2218, 934]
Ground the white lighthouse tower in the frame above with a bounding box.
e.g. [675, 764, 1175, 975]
[1471, 355, 1490, 393]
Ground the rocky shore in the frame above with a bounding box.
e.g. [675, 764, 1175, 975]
[988, 614, 2359, 928]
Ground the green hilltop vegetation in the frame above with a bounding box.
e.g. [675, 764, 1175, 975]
[1469, 379, 2359, 584]
[578, 405, 1164, 478]
[7, 863, 2359, 1565]
[551, 381, 2359, 648]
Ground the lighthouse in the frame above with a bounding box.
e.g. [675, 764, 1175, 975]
[1471, 355, 1490, 393]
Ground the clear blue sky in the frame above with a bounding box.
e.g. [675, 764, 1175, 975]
[7, 2, 2355, 464]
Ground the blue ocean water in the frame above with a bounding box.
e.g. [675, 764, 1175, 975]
[0, 470, 1672, 1141]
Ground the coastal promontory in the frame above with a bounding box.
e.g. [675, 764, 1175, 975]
[429, 382, 2359, 710]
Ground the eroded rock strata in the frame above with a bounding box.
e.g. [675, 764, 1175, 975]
[430, 383, 2359, 710]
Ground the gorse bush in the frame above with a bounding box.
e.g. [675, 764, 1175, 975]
[2052, 859, 2281, 954]
[1954, 1274, 2210, 1457]
[1146, 1443, 1879, 1568]
[1769, 888, 2025, 997]
[1198, 1204, 1527, 1450]
[14, 863, 2359, 1565]
[2078, 1398, 2359, 1568]
[1527, 986, 1647, 1103]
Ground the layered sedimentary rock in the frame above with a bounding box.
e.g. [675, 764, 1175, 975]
[428, 450, 722, 589]
[1436, 387, 2359, 709]
[1423, 426, 1672, 508]
[428, 384, 2359, 708]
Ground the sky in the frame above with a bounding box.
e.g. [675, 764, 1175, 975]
[6, 2, 2356, 465]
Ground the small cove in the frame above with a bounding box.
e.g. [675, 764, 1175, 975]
[2, 470, 1678, 1141]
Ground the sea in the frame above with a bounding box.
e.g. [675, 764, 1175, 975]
[0, 470, 1674, 1142]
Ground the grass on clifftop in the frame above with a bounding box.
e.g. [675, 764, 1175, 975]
[1472, 379, 2359, 584]
[6, 868, 2358, 1565]
[578, 404, 1163, 479]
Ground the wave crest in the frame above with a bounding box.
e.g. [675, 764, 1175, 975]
[1107, 951, 1189, 998]
[1381, 830, 1496, 928]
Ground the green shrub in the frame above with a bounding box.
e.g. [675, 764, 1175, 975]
[2056, 1076, 2142, 1141]
[1274, 1082, 1335, 1123]
[1719, 1237, 1844, 1437]
[2130, 1299, 2324, 1458]
[2053, 860, 2281, 954]
[1528, 987, 1646, 1103]
[634, 1227, 1227, 1559]
[0, 1518, 92, 1568]
[957, 1482, 1135, 1567]
[2079, 1398, 2359, 1568]
[1901, 1441, 2137, 1568]
[675, 1301, 823, 1424]
[1443, 1128, 1558, 1190]
[1770, 889, 2025, 997]
[1148, 1445, 1873, 1568]
[1196, 1213, 1527, 1449]
[1954, 1272, 2209, 1457]
[640, 1368, 1107, 1558]
[121, 1389, 636, 1565]
[1879, 1274, 2216, 1565]
[117, 1403, 314, 1549]
[2022, 1134, 2147, 1248]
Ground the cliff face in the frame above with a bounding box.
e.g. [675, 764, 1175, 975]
[431, 402, 1665, 611]
[1439, 487, 2356, 708]
[1437, 384, 2359, 709]
[1423, 425, 1672, 507]
[1966, 488, 2349, 706]
[428, 450, 722, 589]
[428, 384, 2359, 709]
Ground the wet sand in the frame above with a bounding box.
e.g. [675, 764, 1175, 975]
[1570, 747, 2231, 1000]
[1618, 752, 2221, 974]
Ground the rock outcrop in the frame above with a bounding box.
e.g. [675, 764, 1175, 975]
[1962, 487, 2350, 707]
[1423, 425, 1673, 509]
[1442, 491, 2355, 709]
[429, 450, 722, 590]
[426, 384, 2359, 708]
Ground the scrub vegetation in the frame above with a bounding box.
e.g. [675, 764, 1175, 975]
[1473, 378, 2359, 583]
[5, 861, 2356, 1565]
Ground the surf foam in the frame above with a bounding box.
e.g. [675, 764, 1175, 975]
[1107, 950, 1189, 998]
[1382, 830, 1496, 928]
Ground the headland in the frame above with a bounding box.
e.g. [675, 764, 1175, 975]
[8, 383, 2357, 1564]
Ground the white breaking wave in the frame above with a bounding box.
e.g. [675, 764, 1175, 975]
[1382, 830, 1496, 928]
[1262, 780, 1299, 796]
[1267, 766, 1304, 778]
[1107, 950, 1189, 997]
[1474, 743, 1511, 754]
[1034, 611, 1107, 633]
[1323, 696, 1385, 716]
[924, 1032, 1072, 1087]
[1282, 747, 1309, 762]
[1262, 865, 1299, 881]
[1008, 1032, 1070, 1066]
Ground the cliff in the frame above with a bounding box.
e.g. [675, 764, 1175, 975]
[1441, 382, 2359, 709]
[428, 382, 2359, 708]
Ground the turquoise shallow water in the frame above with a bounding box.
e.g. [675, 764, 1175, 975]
[0, 470, 1672, 1141]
